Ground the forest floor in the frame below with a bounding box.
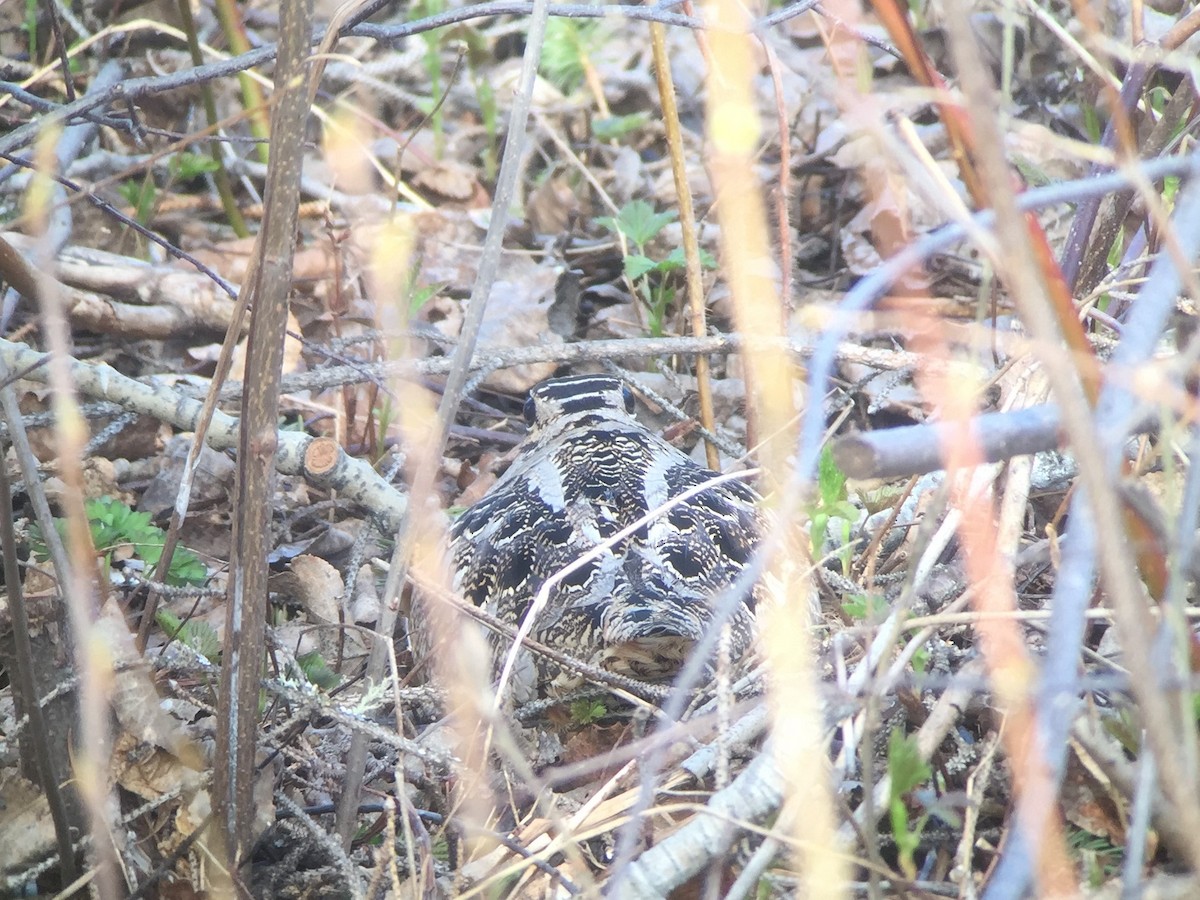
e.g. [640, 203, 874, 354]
[1, 0, 1199, 897]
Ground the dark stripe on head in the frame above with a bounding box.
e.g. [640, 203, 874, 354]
[527, 375, 635, 426]
[532, 375, 623, 401]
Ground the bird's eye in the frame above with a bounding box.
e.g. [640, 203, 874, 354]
[523, 395, 537, 425]
[622, 385, 635, 414]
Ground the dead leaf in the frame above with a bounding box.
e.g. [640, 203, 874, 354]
[284, 554, 344, 625]
[412, 161, 488, 208]
[0, 772, 55, 875]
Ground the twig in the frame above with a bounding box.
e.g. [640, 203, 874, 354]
[0, 61, 121, 330]
[0, 422, 80, 881]
[0, 161, 238, 298]
[1058, 6, 1200, 289]
[831, 404, 1161, 480]
[174, 0, 250, 236]
[1072, 78, 1198, 300]
[0, 1, 812, 163]
[650, 18, 720, 469]
[16, 95, 121, 900]
[213, 0, 312, 860]
[995, 168, 1200, 900]
[0, 341, 410, 526]
[797, 149, 1200, 485]
[619, 749, 785, 897]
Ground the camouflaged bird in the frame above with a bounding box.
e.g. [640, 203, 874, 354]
[447, 374, 766, 703]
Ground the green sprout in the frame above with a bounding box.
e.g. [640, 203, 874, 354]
[569, 698, 608, 725]
[597, 200, 715, 337]
[29, 495, 208, 588]
[886, 730, 932, 880]
[810, 446, 858, 575]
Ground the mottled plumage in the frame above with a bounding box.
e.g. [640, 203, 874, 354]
[448, 374, 765, 701]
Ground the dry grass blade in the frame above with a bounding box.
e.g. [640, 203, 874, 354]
[332, 0, 555, 856]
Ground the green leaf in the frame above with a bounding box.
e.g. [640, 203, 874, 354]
[828, 500, 859, 521]
[841, 593, 888, 621]
[279, 412, 307, 432]
[1163, 174, 1180, 205]
[1082, 102, 1102, 145]
[911, 645, 930, 675]
[569, 698, 607, 725]
[117, 178, 157, 226]
[117, 180, 145, 208]
[408, 282, 441, 315]
[156, 609, 220, 662]
[170, 152, 220, 181]
[166, 553, 209, 588]
[817, 446, 847, 507]
[1147, 84, 1171, 116]
[182, 621, 220, 661]
[810, 510, 829, 558]
[545, 19, 595, 92]
[157, 608, 183, 635]
[623, 254, 660, 280]
[540, 18, 597, 93]
[297, 651, 341, 690]
[597, 199, 676, 248]
[657, 247, 688, 273]
[663, 245, 716, 270]
[30, 496, 207, 587]
[888, 730, 930, 795]
[887, 730, 931, 879]
[593, 112, 650, 140]
[22, 0, 37, 60]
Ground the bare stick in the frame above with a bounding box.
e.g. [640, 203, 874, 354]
[213, 0, 312, 862]
[650, 19, 720, 469]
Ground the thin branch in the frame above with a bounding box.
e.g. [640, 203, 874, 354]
[651, 18, 720, 469]
[831, 404, 1157, 481]
[213, 0, 312, 860]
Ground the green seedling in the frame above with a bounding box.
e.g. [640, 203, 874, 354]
[597, 199, 715, 336]
[810, 446, 858, 575]
[911, 645, 930, 675]
[593, 113, 650, 141]
[411, 0, 448, 155]
[372, 394, 397, 462]
[297, 651, 341, 690]
[841, 592, 889, 623]
[156, 609, 220, 662]
[408, 282, 440, 316]
[170, 151, 221, 183]
[30, 495, 208, 588]
[1068, 827, 1123, 888]
[541, 18, 601, 94]
[886, 729, 932, 880]
[569, 698, 608, 726]
[451, 24, 499, 180]
[22, 0, 37, 61]
[118, 176, 157, 228]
